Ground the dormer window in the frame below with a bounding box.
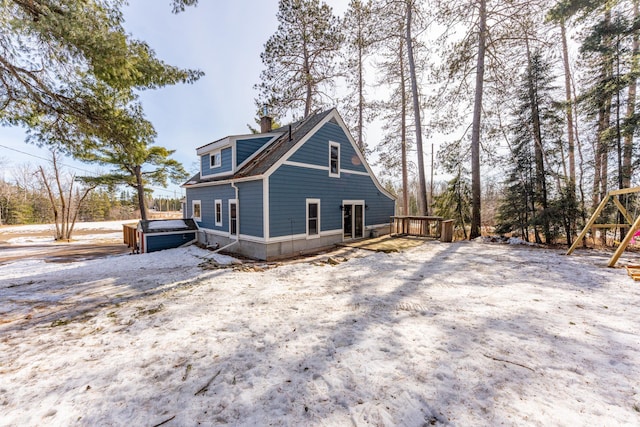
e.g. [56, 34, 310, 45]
[210, 151, 221, 168]
[329, 141, 340, 177]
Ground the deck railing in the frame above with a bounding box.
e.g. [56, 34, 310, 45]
[390, 216, 443, 238]
[123, 223, 138, 251]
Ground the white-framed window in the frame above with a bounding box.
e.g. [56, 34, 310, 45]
[329, 141, 340, 177]
[210, 150, 221, 168]
[192, 200, 202, 222]
[229, 199, 238, 236]
[215, 199, 222, 226]
[306, 198, 320, 238]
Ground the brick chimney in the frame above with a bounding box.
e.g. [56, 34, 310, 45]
[260, 104, 272, 133]
[260, 115, 272, 133]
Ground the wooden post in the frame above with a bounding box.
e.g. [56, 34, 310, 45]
[608, 213, 640, 267]
[567, 194, 611, 255]
[612, 197, 634, 225]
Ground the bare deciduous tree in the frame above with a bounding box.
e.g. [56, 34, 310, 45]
[37, 151, 97, 241]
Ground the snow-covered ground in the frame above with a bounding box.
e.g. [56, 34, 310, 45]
[1, 226, 640, 426]
[0, 220, 134, 235]
[0, 220, 131, 245]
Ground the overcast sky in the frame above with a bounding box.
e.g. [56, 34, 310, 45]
[0, 0, 350, 198]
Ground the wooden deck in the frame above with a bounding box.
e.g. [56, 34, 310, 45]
[341, 235, 429, 253]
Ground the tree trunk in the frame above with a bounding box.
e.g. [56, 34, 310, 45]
[38, 165, 61, 239]
[358, 30, 364, 152]
[596, 10, 613, 212]
[68, 185, 97, 238]
[570, 60, 588, 246]
[134, 165, 148, 220]
[51, 153, 67, 240]
[560, 19, 577, 245]
[303, 37, 312, 118]
[470, 0, 487, 239]
[523, 40, 550, 243]
[592, 112, 603, 210]
[600, 97, 611, 201]
[561, 21, 576, 188]
[400, 36, 409, 215]
[623, 0, 638, 190]
[64, 179, 75, 239]
[405, 1, 428, 215]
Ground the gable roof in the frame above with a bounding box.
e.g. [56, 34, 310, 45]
[181, 109, 395, 202]
[182, 109, 333, 185]
[235, 109, 333, 178]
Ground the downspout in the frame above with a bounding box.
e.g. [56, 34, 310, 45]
[213, 181, 240, 254]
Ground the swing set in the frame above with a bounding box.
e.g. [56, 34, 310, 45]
[567, 186, 640, 272]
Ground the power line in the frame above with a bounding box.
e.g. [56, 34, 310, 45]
[0, 143, 185, 197]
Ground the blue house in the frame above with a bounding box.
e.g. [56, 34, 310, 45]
[182, 108, 396, 260]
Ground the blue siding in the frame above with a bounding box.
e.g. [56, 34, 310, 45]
[237, 180, 263, 237]
[146, 232, 196, 252]
[236, 136, 272, 166]
[200, 154, 209, 175]
[288, 122, 368, 174]
[185, 181, 264, 238]
[201, 147, 233, 176]
[186, 184, 235, 231]
[269, 164, 395, 237]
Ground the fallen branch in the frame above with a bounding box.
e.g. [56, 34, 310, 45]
[152, 415, 175, 427]
[182, 364, 192, 382]
[194, 369, 221, 396]
[483, 354, 534, 372]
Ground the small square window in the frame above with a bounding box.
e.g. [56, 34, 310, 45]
[210, 151, 221, 168]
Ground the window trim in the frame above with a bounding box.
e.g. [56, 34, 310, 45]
[192, 199, 202, 222]
[210, 150, 221, 168]
[306, 198, 320, 238]
[214, 199, 222, 227]
[329, 141, 340, 178]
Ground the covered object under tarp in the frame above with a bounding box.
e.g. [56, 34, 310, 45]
[137, 219, 199, 253]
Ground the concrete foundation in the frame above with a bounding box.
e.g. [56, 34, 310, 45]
[197, 224, 390, 261]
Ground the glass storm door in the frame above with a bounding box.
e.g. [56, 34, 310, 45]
[354, 204, 364, 238]
[343, 205, 352, 239]
[343, 202, 364, 239]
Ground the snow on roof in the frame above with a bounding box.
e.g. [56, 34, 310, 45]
[138, 218, 198, 233]
[147, 220, 190, 230]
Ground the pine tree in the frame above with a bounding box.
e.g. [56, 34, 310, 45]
[76, 109, 189, 222]
[433, 173, 472, 239]
[1, 0, 202, 153]
[375, 1, 410, 214]
[375, 0, 430, 216]
[340, 0, 380, 153]
[256, 0, 343, 119]
[497, 50, 566, 243]
[405, 0, 429, 215]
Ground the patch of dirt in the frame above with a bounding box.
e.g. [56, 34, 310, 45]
[340, 235, 431, 253]
[0, 243, 131, 264]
